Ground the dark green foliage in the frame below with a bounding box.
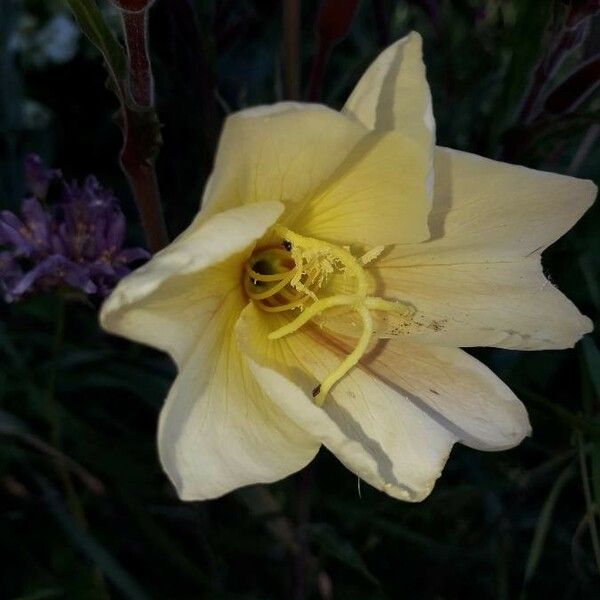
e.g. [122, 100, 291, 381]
[1, 0, 599, 598]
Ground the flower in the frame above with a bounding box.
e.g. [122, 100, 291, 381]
[24, 153, 61, 198]
[0, 155, 149, 302]
[100, 33, 596, 502]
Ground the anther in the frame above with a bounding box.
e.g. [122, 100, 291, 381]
[247, 225, 415, 408]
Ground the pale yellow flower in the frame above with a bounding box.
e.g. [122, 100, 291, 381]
[100, 32, 596, 502]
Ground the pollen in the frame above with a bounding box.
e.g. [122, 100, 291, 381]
[245, 225, 414, 406]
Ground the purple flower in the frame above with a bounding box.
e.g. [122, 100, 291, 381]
[0, 252, 24, 302]
[23, 153, 61, 199]
[0, 197, 54, 257]
[0, 155, 150, 302]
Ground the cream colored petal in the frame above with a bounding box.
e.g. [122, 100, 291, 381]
[286, 131, 430, 246]
[100, 202, 283, 364]
[159, 293, 320, 501]
[390, 147, 597, 265]
[332, 146, 596, 350]
[236, 304, 457, 502]
[379, 259, 591, 349]
[201, 103, 367, 215]
[343, 31, 435, 200]
[343, 31, 434, 139]
[321, 258, 592, 350]
[354, 338, 531, 451]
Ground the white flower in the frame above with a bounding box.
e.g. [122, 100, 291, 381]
[100, 32, 595, 502]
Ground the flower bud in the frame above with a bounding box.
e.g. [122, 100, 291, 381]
[110, 0, 155, 13]
[316, 0, 359, 45]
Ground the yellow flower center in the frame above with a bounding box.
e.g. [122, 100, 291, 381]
[245, 225, 414, 406]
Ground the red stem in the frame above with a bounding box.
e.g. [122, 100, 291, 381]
[120, 153, 168, 254]
[306, 37, 330, 102]
[122, 10, 154, 107]
[119, 7, 168, 253]
[283, 0, 301, 100]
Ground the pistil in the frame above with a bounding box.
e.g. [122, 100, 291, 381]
[245, 226, 413, 406]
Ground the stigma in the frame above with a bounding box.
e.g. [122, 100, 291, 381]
[245, 225, 413, 406]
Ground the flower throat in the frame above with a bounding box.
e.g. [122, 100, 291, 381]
[245, 225, 413, 406]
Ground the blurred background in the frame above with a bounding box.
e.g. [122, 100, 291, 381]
[1, 0, 599, 598]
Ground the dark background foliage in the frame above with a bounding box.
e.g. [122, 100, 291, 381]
[1, 0, 599, 598]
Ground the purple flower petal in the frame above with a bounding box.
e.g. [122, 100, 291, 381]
[2, 154, 149, 302]
[24, 154, 61, 199]
[0, 210, 26, 232]
[116, 247, 150, 264]
[0, 251, 24, 302]
[21, 198, 53, 252]
[10, 254, 96, 299]
[0, 210, 35, 256]
[105, 211, 126, 251]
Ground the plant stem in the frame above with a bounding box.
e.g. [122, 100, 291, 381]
[568, 123, 600, 175]
[47, 298, 86, 526]
[119, 6, 169, 253]
[306, 0, 359, 102]
[294, 466, 313, 600]
[47, 297, 65, 450]
[119, 148, 168, 254]
[47, 297, 110, 598]
[371, 0, 390, 47]
[122, 9, 154, 107]
[283, 0, 301, 100]
[576, 432, 600, 574]
[306, 37, 329, 102]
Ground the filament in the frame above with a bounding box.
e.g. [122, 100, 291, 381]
[245, 226, 413, 406]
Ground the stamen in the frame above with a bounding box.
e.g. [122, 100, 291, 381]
[312, 305, 373, 407]
[245, 269, 297, 301]
[268, 226, 380, 401]
[359, 245, 385, 265]
[365, 296, 415, 317]
[260, 299, 306, 312]
[252, 247, 293, 263]
[268, 295, 358, 340]
[245, 225, 413, 406]
[245, 266, 291, 283]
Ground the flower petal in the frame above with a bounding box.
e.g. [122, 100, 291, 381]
[325, 146, 596, 350]
[201, 103, 367, 215]
[353, 338, 531, 451]
[159, 293, 320, 501]
[301, 31, 436, 245]
[320, 257, 592, 350]
[343, 31, 434, 202]
[344, 31, 434, 139]
[286, 131, 431, 246]
[390, 147, 597, 264]
[10, 254, 95, 298]
[374, 258, 592, 349]
[236, 304, 458, 502]
[100, 202, 283, 364]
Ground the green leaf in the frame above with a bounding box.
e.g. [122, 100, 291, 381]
[10, 588, 65, 600]
[581, 336, 600, 399]
[306, 523, 379, 586]
[518, 388, 600, 440]
[65, 0, 126, 91]
[119, 491, 211, 588]
[591, 443, 600, 515]
[40, 480, 151, 600]
[0, 409, 29, 436]
[523, 464, 575, 585]
[579, 254, 600, 309]
[487, 1, 553, 152]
